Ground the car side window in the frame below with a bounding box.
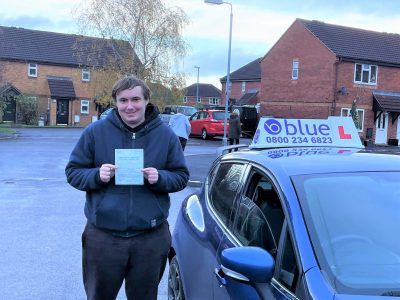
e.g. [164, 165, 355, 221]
[191, 112, 200, 120]
[233, 195, 271, 249]
[209, 163, 244, 226]
[277, 229, 300, 294]
[233, 171, 285, 257]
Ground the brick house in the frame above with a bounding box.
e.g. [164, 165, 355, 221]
[0, 26, 132, 126]
[261, 19, 400, 145]
[220, 57, 261, 111]
[183, 83, 221, 109]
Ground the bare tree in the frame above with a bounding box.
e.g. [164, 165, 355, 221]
[73, 0, 189, 88]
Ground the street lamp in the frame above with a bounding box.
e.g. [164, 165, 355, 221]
[204, 0, 232, 146]
[194, 66, 200, 105]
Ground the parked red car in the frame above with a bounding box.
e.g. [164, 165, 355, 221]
[189, 109, 229, 140]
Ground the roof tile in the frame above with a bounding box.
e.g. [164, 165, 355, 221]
[300, 19, 400, 65]
[0, 26, 132, 67]
[184, 83, 221, 97]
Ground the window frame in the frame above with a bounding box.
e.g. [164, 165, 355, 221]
[271, 221, 302, 298]
[341, 107, 365, 132]
[291, 60, 299, 80]
[209, 97, 219, 105]
[354, 63, 378, 85]
[80, 99, 90, 114]
[82, 68, 91, 82]
[28, 63, 38, 78]
[183, 96, 187, 103]
[241, 81, 246, 94]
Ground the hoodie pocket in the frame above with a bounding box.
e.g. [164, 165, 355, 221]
[94, 186, 129, 231]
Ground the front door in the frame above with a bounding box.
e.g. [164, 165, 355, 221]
[375, 112, 388, 144]
[56, 99, 69, 125]
[3, 96, 16, 122]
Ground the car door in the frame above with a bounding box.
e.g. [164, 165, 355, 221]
[217, 167, 306, 299]
[205, 161, 247, 299]
[189, 111, 202, 135]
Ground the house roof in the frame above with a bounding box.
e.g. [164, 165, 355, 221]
[184, 83, 221, 98]
[47, 76, 76, 98]
[299, 19, 400, 66]
[220, 57, 262, 83]
[373, 90, 400, 113]
[0, 84, 21, 96]
[0, 26, 133, 68]
[237, 91, 259, 106]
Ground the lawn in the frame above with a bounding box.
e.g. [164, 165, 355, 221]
[0, 125, 15, 133]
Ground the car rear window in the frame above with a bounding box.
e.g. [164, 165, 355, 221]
[212, 111, 226, 120]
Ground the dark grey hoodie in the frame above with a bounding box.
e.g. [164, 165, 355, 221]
[65, 104, 189, 235]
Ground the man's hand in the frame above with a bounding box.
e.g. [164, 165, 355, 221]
[142, 167, 159, 184]
[100, 164, 117, 183]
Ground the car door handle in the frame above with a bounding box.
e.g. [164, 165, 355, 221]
[214, 268, 226, 287]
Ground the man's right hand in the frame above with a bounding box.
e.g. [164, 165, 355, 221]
[100, 164, 117, 183]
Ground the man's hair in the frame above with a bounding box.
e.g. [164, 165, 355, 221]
[111, 75, 151, 101]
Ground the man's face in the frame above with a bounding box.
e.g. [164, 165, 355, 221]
[116, 86, 149, 128]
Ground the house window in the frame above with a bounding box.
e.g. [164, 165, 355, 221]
[291, 60, 299, 80]
[341, 107, 364, 132]
[354, 63, 377, 85]
[209, 97, 219, 105]
[81, 100, 90, 114]
[28, 63, 37, 77]
[197, 97, 201, 103]
[241, 81, 246, 94]
[183, 96, 187, 103]
[82, 68, 91, 81]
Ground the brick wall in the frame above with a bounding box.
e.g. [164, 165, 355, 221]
[261, 20, 337, 118]
[183, 95, 221, 108]
[229, 81, 260, 103]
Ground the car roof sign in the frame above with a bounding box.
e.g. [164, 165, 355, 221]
[250, 117, 364, 149]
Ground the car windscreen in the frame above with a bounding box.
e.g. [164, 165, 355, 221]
[292, 172, 400, 296]
[212, 111, 227, 120]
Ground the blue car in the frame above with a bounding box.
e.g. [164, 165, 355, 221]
[168, 117, 400, 299]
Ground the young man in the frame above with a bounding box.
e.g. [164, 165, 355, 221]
[65, 75, 189, 300]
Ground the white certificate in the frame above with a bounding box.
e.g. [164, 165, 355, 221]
[115, 149, 144, 185]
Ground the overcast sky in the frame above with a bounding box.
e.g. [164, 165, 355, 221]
[1, 0, 400, 89]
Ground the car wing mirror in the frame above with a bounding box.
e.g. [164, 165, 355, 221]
[221, 246, 274, 283]
[216, 247, 275, 300]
